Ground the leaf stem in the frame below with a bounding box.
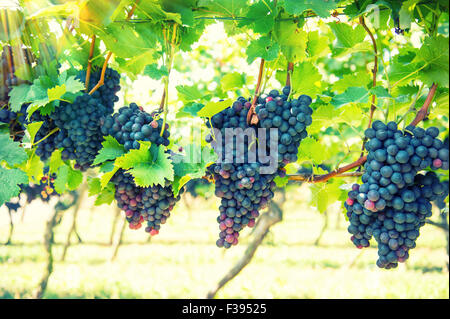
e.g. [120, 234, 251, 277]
[32, 127, 60, 147]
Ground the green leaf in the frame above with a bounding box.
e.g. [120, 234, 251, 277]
[238, 1, 275, 34]
[95, 182, 115, 205]
[290, 61, 322, 97]
[332, 72, 371, 93]
[331, 87, 369, 108]
[297, 137, 329, 164]
[93, 136, 126, 166]
[414, 35, 449, 87]
[283, 0, 338, 17]
[101, 166, 119, 189]
[370, 86, 392, 98]
[88, 177, 115, 205]
[8, 84, 31, 112]
[18, 151, 44, 183]
[25, 121, 43, 144]
[328, 22, 366, 48]
[197, 99, 233, 118]
[171, 145, 217, 196]
[176, 85, 205, 103]
[54, 164, 83, 194]
[49, 149, 64, 175]
[47, 84, 67, 101]
[246, 36, 280, 64]
[221, 72, 245, 92]
[88, 177, 102, 196]
[273, 19, 308, 62]
[115, 142, 174, 187]
[143, 64, 169, 80]
[0, 167, 29, 206]
[0, 133, 28, 166]
[62, 75, 85, 94]
[176, 102, 205, 118]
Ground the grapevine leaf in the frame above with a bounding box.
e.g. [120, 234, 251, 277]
[197, 99, 233, 118]
[49, 149, 64, 175]
[25, 121, 43, 144]
[171, 145, 217, 196]
[370, 86, 392, 98]
[54, 164, 83, 194]
[331, 87, 369, 108]
[273, 19, 308, 62]
[62, 75, 85, 94]
[290, 61, 322, 97]
[177, 102, 205, 118]
[0, 167, 29, 206]
[47, 84, 66, 102]
[115, 142, 174, 187]
[283, 0, 339, 17]
[297, 137, 329, 164]
[413, 35, 449, 87]
[93, 136, 126, 166]
[238, 1, 275, 34]
[197, 0, 247, 18]
[176, 85, 205, 103]
[101, 166, 119, 189]
[0, 133, 28, 166]
[88, 177, 102, 196]
[246, 36, 280, 64]
[221, 72, 245, 92]
[8, 84, 31, 112]
[143, 64, 169, 80]
[19, 151, 44, 183]
[95, 182, 115, 206]
[332, 72, 371, 93]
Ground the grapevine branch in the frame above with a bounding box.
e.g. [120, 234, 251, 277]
[287, 156, 368, 183]
[359, 16, 378, 155]
[247, 58, 265, 125]
[85, 35, 96, 92]
[409, 83, 437, 126]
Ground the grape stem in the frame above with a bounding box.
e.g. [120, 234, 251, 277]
[408, 83, 437, 127]
[359, 15, 378, 157]
[85, 35, 96, 92]
[286, 62, 294, 87]
[87, 1, 139, 95]
[88, 51, 112, 95]
[247, 58, 265, 125]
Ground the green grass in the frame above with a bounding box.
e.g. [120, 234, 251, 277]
[0, 185, 448, 299]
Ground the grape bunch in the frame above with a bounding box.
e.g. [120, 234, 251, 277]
[256, 87, 313, 164]
[206, 86, 313, 248]
[50, 93, 113, 170]
[112, 170, 181, 234]
[344, 120, 449, 268]
[101, 102, 170, 151]
[104, 103, 179, 234]
[77, 67, 121, 112]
